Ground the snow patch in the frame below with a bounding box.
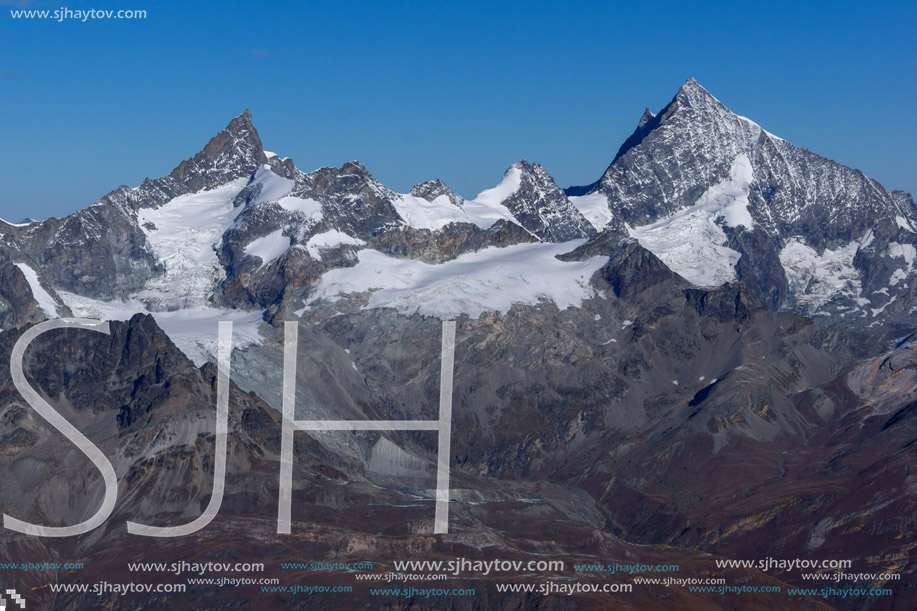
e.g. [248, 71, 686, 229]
[462, 167, 523, 229]
[631, 219, 740, 287]
[277, 196, 323, 219]
[249, 165, 295, 206]
[304, 230, 365, 261]
[391, 193, 467, 230]
[779, 236, 868, 313]
[306, 240, 607, 319]
[887, 242, 916, 267]
[890, 268, 908, 287]
[110, 180, 269, 364]
[569, 192, 613, 231]
[896, 215, 914, 232]
[887, 242, 915, 287]
[872, 295, 898, 317]
[629, 154, 754, 287]
[14, 263, 58, 317]
[244, 229, 291, 269]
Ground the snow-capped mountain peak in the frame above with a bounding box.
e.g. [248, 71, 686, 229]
[563, 78, 917, 324]
[158, 109, 269, 198]
[3, 86, 916, 339]
[637, 108, 655, 128]
[474, 160, 596, 242]
[672, 76, 724, 111]
[410, 179, 465, 209]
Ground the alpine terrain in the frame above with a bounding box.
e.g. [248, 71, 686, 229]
[0, 79, 914, 610]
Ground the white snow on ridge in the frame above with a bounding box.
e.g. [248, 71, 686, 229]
[244, 229, 291, 269]
[462, 167, 523, 229]
[249, 165, 295, 206]
[391, 193, 468, 230]
[305, 240, 607, 320]
[57, 291, 264, 367]
[277, 195, 322, 219]
[779, 235, 869, 312]
[472, 166, 522, 208]
[737, 114, 785, 142]
[388, 169, 521, 232]
[569, 191, 613, 231]
[1, 217, 37, 227]
[14, 263, 58, 317]
[895, 215, 914, 232]
[628, 154, 755, 287]
[303, 230, 365, 261]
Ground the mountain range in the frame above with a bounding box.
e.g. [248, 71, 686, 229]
[0, 79, 914, 609]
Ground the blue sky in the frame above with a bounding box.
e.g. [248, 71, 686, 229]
[1, 0, 914, 220]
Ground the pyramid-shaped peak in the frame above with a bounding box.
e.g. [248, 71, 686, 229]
[509, 159, 562, 187]
[230, 108, 253, 126]
[163, 111, 268, 193]
[678, 77, 708, 94]
[198, 110, 264, 161]
[511, 159, 548, 176]
[673, 78, 724, 111]
[637, 108, 656, 128]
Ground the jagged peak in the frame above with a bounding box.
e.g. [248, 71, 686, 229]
[160, 110, 268, 194]
[229, 109, 253, 129]
[510, 159, 554, 182]
[609, 79, 730, 164]
[194, 110, 265, 165]
[411, 178, 449, 193]
[340, 160, 370, 176]
[410, 179, 464, 207]
[637, 108, 655, 128]
[673, 77, 725, 112]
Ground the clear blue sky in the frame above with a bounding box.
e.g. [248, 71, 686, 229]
[1, 0, 914, 220]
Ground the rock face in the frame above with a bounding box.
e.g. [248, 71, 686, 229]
[0, 111, 268, 300]
[496, 160, 596, 242]
[410, 178, 465, 209]
[567, 78, 917, 327]
[591, 79, 911, 243]
[0, 256, 44, 329]
[1, 82, 916, 609]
